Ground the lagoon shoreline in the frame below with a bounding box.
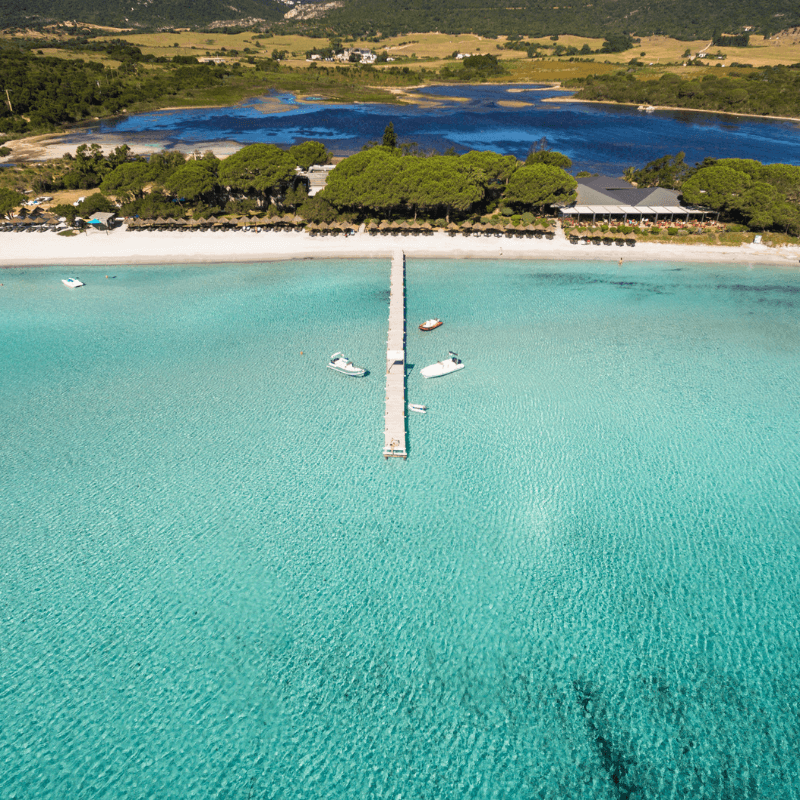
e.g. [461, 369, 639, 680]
[2, 227, 799, 269]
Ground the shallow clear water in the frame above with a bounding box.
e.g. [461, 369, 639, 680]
[67, 84, 800, 172]
[2, 259, 800, 799]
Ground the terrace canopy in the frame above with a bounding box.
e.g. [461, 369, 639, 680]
[560, 205, 710, 223]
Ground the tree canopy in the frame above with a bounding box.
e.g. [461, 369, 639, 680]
[289, 141, 331, 170]
[525, 150, 573, 170]
[164, 160, 220, 202]
[0, 188, 25, 218]
[218, 144, 297, 200]
[504, 164, 577, 211]
[680, 165, 752, 210]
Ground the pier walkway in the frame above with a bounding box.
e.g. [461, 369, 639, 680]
[383, 251, 407, 458]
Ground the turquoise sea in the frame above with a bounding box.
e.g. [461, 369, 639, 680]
[2, 259, 799, 799]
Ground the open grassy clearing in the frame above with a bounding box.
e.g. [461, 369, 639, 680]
[15, 29, 800, 72]
[503, 59, 618, 82]
[34, 48, 122, 68]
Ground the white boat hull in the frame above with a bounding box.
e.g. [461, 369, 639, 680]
[62, 278, 84, 288]
[420, 361, 465, 378]
[327, 353, 366, 376]
[327, 363, 366, 376]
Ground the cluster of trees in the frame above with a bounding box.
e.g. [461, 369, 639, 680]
[316, 143, 576, 221]
[713, 32, 750, 47]
[95, 141, 331, 218]
[3, 134, 581, 224]
[439, 54, 505, 82]
[574, 67, 800, 118]
[681, 158, 800, 233]
[502, 32, 636, 58]
[621, 152, 800, 234]
[0, 50, 242, 134]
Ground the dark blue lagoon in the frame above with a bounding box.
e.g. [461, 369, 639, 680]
[64, 84, 800, 172]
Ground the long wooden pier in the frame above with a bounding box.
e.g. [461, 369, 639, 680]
[383, 251, 407, 458]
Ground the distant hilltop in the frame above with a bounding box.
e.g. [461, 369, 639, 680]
[1, 0, 798, 39]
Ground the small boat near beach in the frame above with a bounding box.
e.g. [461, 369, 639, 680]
[62, 278, 84, 288]
[327, 352, 367, 377]
[420, 352, 464, 379]
[408, 403, 427, 414]
[419, 318, 443, 331]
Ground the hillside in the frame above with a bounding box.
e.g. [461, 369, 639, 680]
[317, 0, 800, 40]
[0, 0, 287, 29]
[2, 0, 800, 42]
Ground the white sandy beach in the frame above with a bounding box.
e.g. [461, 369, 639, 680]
[1, 226, 799, 269]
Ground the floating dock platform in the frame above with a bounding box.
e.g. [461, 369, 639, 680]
[383, 251, 407, 458]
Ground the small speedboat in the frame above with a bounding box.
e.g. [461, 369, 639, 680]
[327, 352, 367, 377]
[62, 278, 84, 288]
[420, 352, 464, 379]
[408, 403, 427, 414]
[419, 318, 443, 331]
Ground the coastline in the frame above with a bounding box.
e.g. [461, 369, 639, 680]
[2, 227, 798, 269]
[541, 94, 800, 124]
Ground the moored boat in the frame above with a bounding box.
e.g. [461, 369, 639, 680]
[327, 352, 367, 377]
[62, 278, 84, 288]
[419, 318, 443, 331]
[420, 352, 464, 379]
[408, 403, 427, 414]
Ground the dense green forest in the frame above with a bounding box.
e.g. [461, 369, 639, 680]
[573, 66, 800, 118]
[303, 0, 799, 41]
[2, 0, 799, 40]
[0, 49, 247, 133]
[0, 0, 285, 29]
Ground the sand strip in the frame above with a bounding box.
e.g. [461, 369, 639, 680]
[1, 228, 799, 269]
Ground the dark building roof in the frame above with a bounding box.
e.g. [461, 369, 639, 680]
[576, 176, 681, 208]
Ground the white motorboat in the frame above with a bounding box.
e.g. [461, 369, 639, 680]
[327, 352, 367, 377]
[420, 352, 464, 379]
[62, 278, 84, 288]
[408, 403, 427, 414]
